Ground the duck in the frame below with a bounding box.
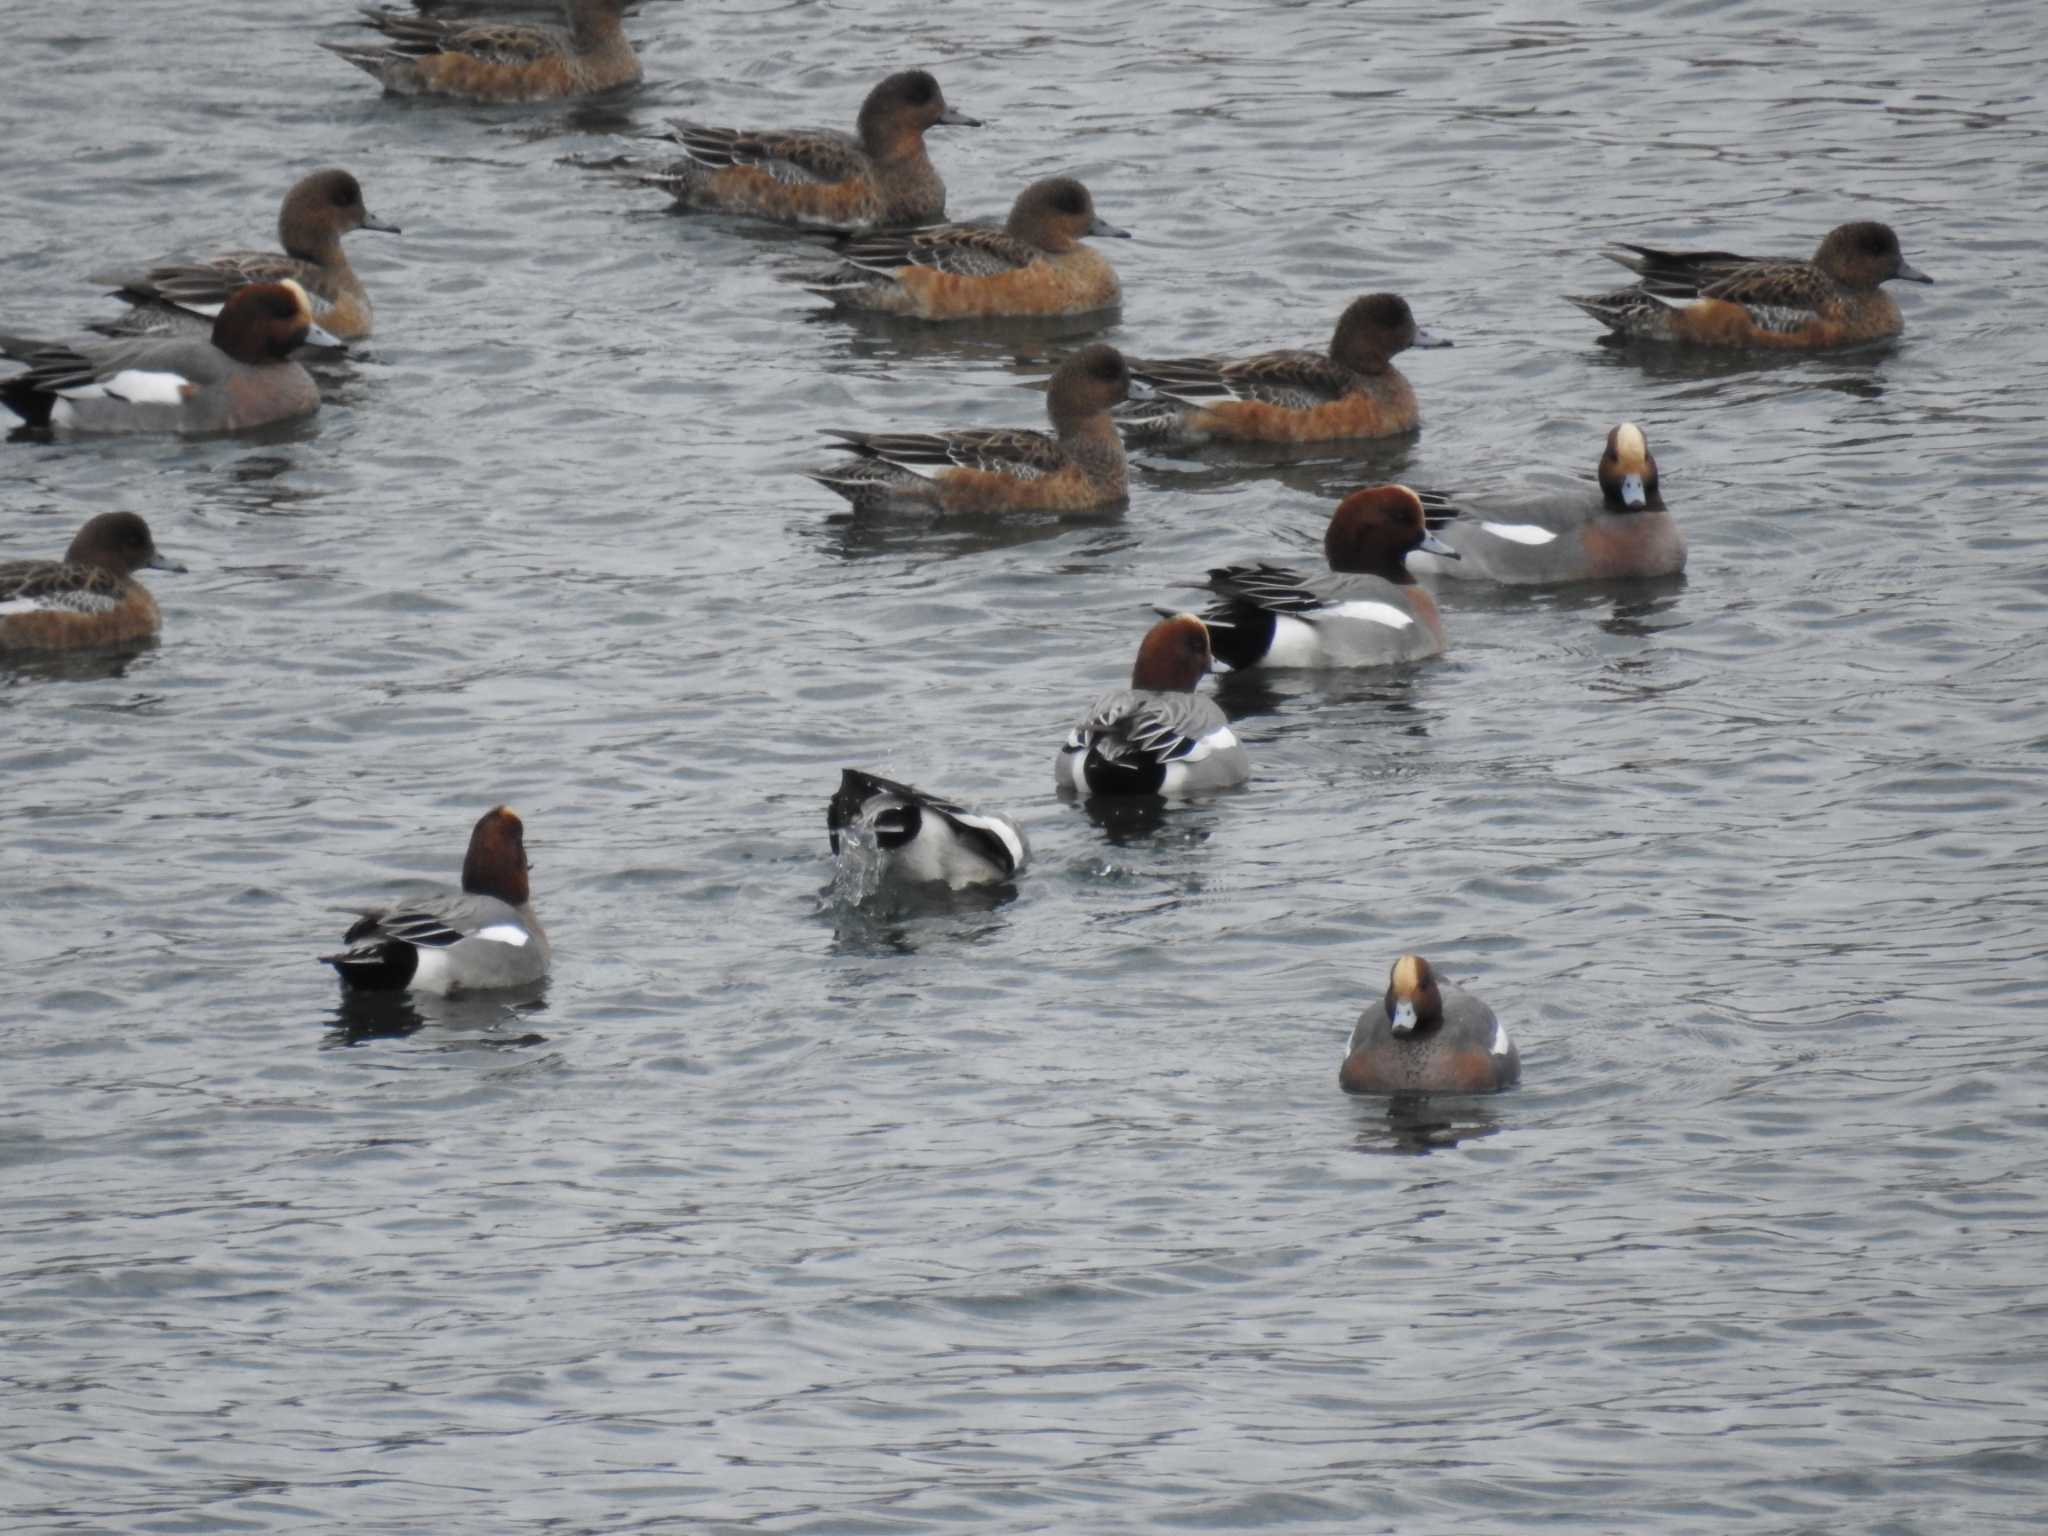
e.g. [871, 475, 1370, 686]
[1116, 293, 1449, 446]
[1410, 423, 1685, 584]
[828, 769, 1027, 888]
[90, 168, 399, 342]
[810, 344, 1141, 515]
[321, 806, 549, 993]
[1190, 486, 1455, 669]
[322, 0, 640, 102]
[809, 177, 1127, 319]
[1567, 219, 1932, 349]
[641, 70, 978, 231]
[1339, 955, 1520, 1095]
[0, 513, 185, 652]
[1055, 613, 1248, 797]
[1, 280, 339, 434]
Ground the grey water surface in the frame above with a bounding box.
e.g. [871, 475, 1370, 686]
[3, 0, 2046, 1531]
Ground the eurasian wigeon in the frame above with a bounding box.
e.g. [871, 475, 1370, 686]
[91, 168, 399, 342]
[322, 0, 640, 102]
[1190, 486, 1455, 670]
[1055, 613, 1249, 797]
[1411, 424, 1686, 584]
[1339, 955, 1520, 1096]
[1, 280, 338, 435]
[810, 344, 1141, 515]
[641, 70, 979, 231]
[810, 177, 1128, 320]
[321, 806, 549, 994]
[828, 769, 1027, 889]
[1567, 220, 1932, 349]
[1117, 293, 1450, 447]
[0, 513, 185, 652]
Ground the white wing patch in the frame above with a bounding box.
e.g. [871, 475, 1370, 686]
[954, 811, 1027, 871]
[1325, 599, 1415, 629]
[1186, 724, 1239, 760]
[474, 924, 530, 947]
[1490, 1018, 1513, 1056]
[78, 370, 195, 406]
[1480, 522, 1558, 546]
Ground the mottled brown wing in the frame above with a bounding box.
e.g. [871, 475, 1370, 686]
[0, 559, 127, 615]
[666, 122, 868, 185]
[829, 427, 1063, 479]
[358, 9, 557, 61]
[1131, 348, 1350, 409]
[1700, 260, 1834, 315]
[99, 251, 300, 312]
[839, 224, 1036, 279]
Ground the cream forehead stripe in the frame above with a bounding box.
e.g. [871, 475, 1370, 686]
[1391, 955, 1425, 993]
[1614, 422, 1648, 462]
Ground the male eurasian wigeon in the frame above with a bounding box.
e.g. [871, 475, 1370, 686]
[1339, 955, 1520, 1095]
[1189, 486, 1455, 670]
[809, 177, 1128, 320]
[321, 806, 549, 994]
[1116, 293, 1450, 447]
[641, 70, 979, 231]
[0, 513, 185, 652]
[1055, 613, 1249, 797]
[828, 769, 1027, 888]
[91, 169, 399, 342]
[1410, 424, 1685, 584]
[1, 281, 338, 434]
[810, 344, 1141, 515]
[1567, 220, 1932, 349]
[322, 0, 640, 102]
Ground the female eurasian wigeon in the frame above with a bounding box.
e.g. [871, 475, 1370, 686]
[810, 177, 1128, 320]
[1, 281, 338, 435]
[811, 344, 1141, 515]
[1410, 424, 1685, 584]
[1339, 955, 1520, 1096]
[1117, 293, 1450, 447]
[828, 769, 1027, 888]
[322, 0, 640, 102]
[642, 70, 979, 231]
[321, 806, 549, 994]
[91, 169, 399, 342]
[1055, 613, 1249, 797]
[1567, 220, 1932, 349]
[0, 513, 185, 652]
[1190, 486, 1455, 670]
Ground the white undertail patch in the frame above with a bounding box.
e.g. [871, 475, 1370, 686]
[1480, 522, 1558, 546]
